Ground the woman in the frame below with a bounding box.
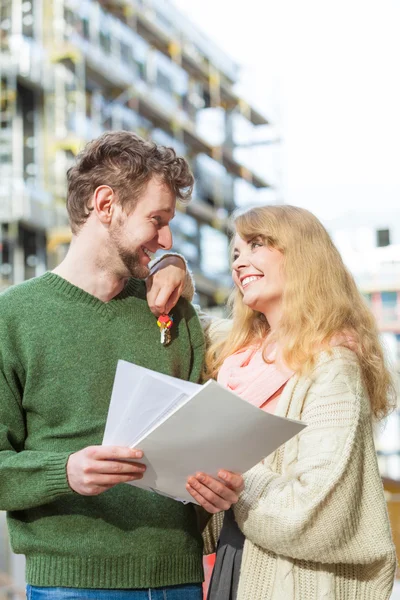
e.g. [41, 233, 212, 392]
[148, 205, 396, 600]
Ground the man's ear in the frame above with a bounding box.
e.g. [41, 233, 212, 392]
[92, 185, 115, 225]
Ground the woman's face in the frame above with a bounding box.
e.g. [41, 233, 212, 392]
[232, 233, 285, 316]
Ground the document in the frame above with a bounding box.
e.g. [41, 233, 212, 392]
[103, 360, 306, 503]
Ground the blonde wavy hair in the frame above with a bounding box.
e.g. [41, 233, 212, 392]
[206, 205, 395, 420]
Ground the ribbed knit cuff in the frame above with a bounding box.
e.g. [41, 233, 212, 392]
[235, 463, 276, 524]
[149, 253, 195, 302]
[44, 453, 74, 498]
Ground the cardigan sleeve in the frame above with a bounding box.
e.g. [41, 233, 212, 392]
[148, 254, 233, 344]
[193, 308, 232, 345]
[148, 252, 195, 302]
[234, 355, 387, 564]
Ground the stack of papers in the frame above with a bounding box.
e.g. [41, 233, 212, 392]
[103, 360, 306, 503]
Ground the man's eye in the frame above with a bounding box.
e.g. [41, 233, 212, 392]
[152, 216, 162, 225]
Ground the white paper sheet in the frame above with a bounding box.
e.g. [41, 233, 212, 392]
[103, 360, 199, 446]
[103, 360, 306, 503]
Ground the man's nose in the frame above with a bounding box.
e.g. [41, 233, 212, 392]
[158, 226, 173, 250]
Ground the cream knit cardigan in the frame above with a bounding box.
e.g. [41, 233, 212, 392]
[203, 346, 396, 600]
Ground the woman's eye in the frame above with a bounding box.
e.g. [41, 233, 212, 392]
[251, 241, 262, 249]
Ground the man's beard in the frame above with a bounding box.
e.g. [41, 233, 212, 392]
[109, 225, 150, 280]
[117, 245, 149, 279]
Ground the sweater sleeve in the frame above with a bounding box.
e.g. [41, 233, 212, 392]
[0, 360, 72, 511]
[234, 356, 381, 564]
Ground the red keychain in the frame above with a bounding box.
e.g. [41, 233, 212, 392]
[157, 314, 173, 346]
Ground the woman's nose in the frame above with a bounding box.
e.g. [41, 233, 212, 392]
[232, 254, 250, 271]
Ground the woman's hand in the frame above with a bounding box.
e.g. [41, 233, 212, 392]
[186, 470, 244, 513]
[146, 255, 187, 316]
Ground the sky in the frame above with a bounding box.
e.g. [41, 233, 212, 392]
[172, 0, 400, 227]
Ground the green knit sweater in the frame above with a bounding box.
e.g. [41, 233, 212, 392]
[0, 272, 205, 589]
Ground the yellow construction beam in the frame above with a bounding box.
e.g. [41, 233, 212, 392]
[213, 286, 230, 305]
[0, 89, 17, 103]
[53, 136, 85, 156]
[168, 40, 181, 63]
[51, 44, 82, 64]
[47, 227, 72, 253]
[239, 98, 251, 121]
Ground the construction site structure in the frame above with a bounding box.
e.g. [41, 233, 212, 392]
[0, 0, 274, 307]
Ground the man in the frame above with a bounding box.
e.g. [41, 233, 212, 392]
[0, 131, 242, 600]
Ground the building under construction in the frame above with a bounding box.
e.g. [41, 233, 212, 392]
[0, 0, 272, 308]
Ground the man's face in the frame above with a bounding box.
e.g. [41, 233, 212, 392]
[109, 177, 175, 279]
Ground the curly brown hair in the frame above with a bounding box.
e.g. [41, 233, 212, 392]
[66, 131, 194, 234]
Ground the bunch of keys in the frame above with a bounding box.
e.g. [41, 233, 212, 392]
[157, 314, 174, 346]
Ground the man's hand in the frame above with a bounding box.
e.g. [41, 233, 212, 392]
[67, 446, 146, 496]
[146, 256, 186, 317]
[186, 470, 244, 514]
